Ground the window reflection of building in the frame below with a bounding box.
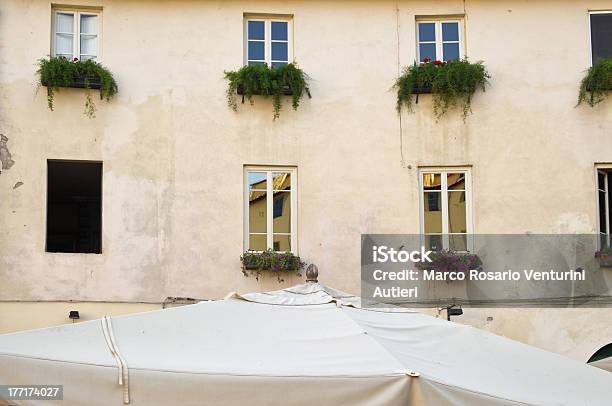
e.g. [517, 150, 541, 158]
[421, 169, 470, 251]
[246, 170, 294, 252]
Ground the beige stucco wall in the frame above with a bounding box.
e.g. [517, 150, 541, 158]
[1, 0, 612, 360]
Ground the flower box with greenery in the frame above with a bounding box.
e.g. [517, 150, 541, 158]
[37, 56, 118, 118]
[414, 249, 483, 276]
[241, 250, 305, 282]
[224, 63, 311, 120]
[395, 58, 490, 120]
[577, 57, 612, 107]
[595, 247, 612, 268]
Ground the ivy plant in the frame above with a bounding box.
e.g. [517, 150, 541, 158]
[395, 58, 490, 120]
[37, 56, 118, 118]
[225, 63, 310, 120]
[577, 57, 612, 107]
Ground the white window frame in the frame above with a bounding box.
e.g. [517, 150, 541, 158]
[418, 167, 473, 251]
[52, 7, 102, 61]
[416, 18, 464, 62]
[588, 10, 612, 66]
[243, 16, 293, 67]
[596, 164, 612, 249]
[244, 166, 297, 253]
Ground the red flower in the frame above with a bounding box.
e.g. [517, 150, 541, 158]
[73, 57, 79, 62]
[423, 57, 431, 63]
[433, 60, 442, 65]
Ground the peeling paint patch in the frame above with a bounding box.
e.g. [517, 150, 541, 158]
[0, 134, 15, 172]
[13, 181, 23, 189]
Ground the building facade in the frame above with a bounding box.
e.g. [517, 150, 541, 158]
[1, 0, 612, 363]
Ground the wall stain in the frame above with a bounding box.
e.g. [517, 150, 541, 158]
[13, 181, 23, 189]
[0, 134, 15, 173]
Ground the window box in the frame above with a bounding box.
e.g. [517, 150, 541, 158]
[225, 63, 310, 120]
[414, 250, 482, 277]
[236, 83, 295, 96]
[578, 58, 612, 107]
[395, 59, 490, 120]
[37, 57, 118, 118]
[42, 74, 103, 90]
[240, 250, 305, 280]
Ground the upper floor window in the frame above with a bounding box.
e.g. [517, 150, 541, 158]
[52, 7, 100, 61]
[419, 168, 472, 251]
[416, 18, 463, 62]
[590, 12, 612, 63]
[244, 167, 296, 252]
[244, 16, 292, 67]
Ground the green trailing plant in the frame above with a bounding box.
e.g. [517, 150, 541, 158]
[414, 250, 483, 275]
[37, 56, 118, 118]
[240, 250, 305, 282]
[225, 63, 310, 120]
[577, 57, 612, 107]
[395, 58, 490, 120]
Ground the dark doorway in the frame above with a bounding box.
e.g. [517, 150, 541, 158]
[46, 160, 102, 253]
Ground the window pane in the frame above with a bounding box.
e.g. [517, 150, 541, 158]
[80, 15, 97, 34]
[443, 43, 460, 61]
[56, 33, 73, 55]
[273, 235, 291, 252]
[56, 12, 74, 33]
[448, 191, 467, 233]
[80, 35, 97, 57]
[248, 172, 267, 190]
[248, 61, 266, 66]
[425, 235, 442, 251]
[418, 23, 435, 42]
[591, 13, 612, 62]
[447, 173, 465, 190]
[423, 173, 441, 190]
[271, 61, 288, 68]
[249, 234, 267, 251]
[449, 235, 467, 251]
[273, 192, 290, 233]
[598, 172, 606, 190]
[442, 22, 459, 41]
[271, 42, 288, 62]
[272, 172, 290, 191]
[419, 43, 436, 62]
[271, 21, 288, 41]
[248, 20, 265, 40]
[248, 193, 267, 234]
[424, 192, 442, 233]
[248, 41, 265, 61]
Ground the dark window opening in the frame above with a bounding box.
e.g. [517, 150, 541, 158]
[46, 160, 102, 253]
[598, 169, 612, 249]
[273, 196, 284, 218]
[591, 13, 612, 62]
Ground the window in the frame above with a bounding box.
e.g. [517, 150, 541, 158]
[46, 160, 102, 254]
[597, 166, 612, 249]
[419, 168, 472, 251]
[245, 167, 296, 252]
[52, 7, 101, 61]
[416, 18, 463, 62]
[244, 16, 292, 67]
[590, 12, 612, 63]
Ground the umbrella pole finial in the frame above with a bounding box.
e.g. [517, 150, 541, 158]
[305, 264, 318, 283]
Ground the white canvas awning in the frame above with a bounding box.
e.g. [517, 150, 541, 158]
[1, 282, 611, 405]
[590, 357, 612, 373]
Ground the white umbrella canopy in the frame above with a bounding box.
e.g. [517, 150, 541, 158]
[1, 282, 611, 406]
